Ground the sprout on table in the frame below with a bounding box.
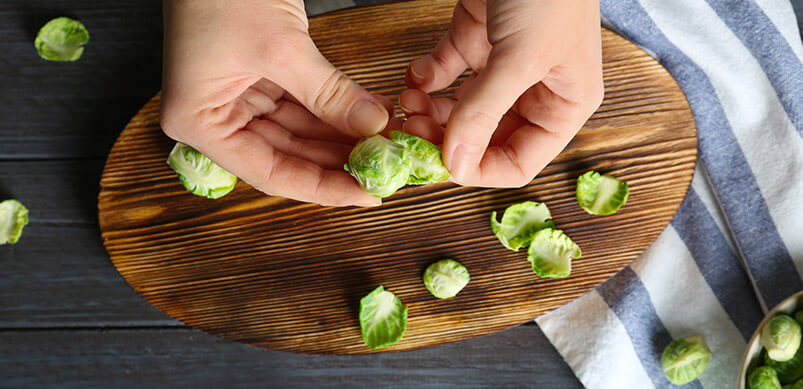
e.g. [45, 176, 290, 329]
[491, 201, 555, 251]
[423, 259, 470, 299]
[660, 335, 712, 385]
[576, 170, 629, 216]
[359, 286, 407, 350]
[35, 17, 89, 62]
[0, 200, 29, 245]
[526, 228, 581, 278]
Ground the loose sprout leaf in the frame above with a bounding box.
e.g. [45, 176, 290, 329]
[526, 228, 581, 278]
[345, 135, 411, 198]
[749, 366, 782, 389]
[0, 200, 29, 245]
[763, 315, 803, 362]
[423, 259, 470, 299]
[490, 201, 555, 251]
[765, 346, 803, 384]
[34, 17, 89, 62]
[359, 286, 407, 350]
[167, 142, 237, 199]
[660, 335, 712, 385]
[389, 131, 450, 185]
[576, 170, 629, 215]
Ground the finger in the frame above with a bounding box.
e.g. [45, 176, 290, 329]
[517, 80, 600, 135]
[403, 115, 444, 145]
[265, 37, 389, 138]
[442, 53, 549, 185]
[245, 119, 352, 170]
[399, 89, 455, 126]
[265, 100, 357, 145]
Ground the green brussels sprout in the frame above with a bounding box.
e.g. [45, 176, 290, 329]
[167, 142, 237, 199]
[763, 315, 803, 362]
[526, 228, 581, 278]
[389, 131, 450, 185]
[660, 335, 712, 385]
[765, 346, 803, 384]
[34, 17, 89, 62]
[0, 200, 29, 245]
[345, 135, 411, 198]
[359, 285, 407, 350]
[490, 201, 555, 251]
[750, 366, 782, 389]
[786, 378, 803, 389]
[576, 170, 629, 215]
[423, 259, 470, 299]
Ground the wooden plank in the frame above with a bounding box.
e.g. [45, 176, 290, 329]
[98, 0, 697, 354]
[0, 325, 581, 388]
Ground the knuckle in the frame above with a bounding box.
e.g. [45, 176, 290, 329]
[312, 70, 353, 116]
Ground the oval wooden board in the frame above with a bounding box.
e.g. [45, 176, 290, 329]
[99, 0, 697, 355]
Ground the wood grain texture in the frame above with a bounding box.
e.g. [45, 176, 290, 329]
[98, 0, 697, 354]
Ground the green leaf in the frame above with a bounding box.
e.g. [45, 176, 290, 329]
[389, 131, 450, 185]
[661, 335, 712, 385]
[749, 366, 782, 389]
[526, 228, 581, 278]
[0, 200, 29, 245]
[787, 377, 803, 389]
[576, 170, 629, 215]
[359, 286, 407, 350]
[345, 135, 411, 198]
[423, 259, 470, 299]
[34, 17, 89, 62]
[763, 315, 803, 362]
[167, 142, 237, 199]
[490, 201, 555, 251]
[765, 346, 803, 384]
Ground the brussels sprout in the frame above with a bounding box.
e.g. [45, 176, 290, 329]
[787, 378, 803, 389]
[660, 335, 712, 385]
[576, 170, 629, 215]
[423, 259, 470, 299]
[750, 366, 782, 389]
[0, 200, 29, 245]
[526, 228, 581, 278]
[490, 201, 555, 251]
[345, 135, 411, 198]
[359, 286, 407, 350]
[167, 142, 237, 199]
[763, 315, 803, 362]
[34, 17, 89, 62]
[765, 346, 803, 384]
[389, 131, 450, 185]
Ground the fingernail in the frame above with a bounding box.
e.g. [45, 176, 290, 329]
[449, 144, 475, 183]
[348, 99, 389, 137]
[399, 104, 413, 115]
[409, 64, 424, 83]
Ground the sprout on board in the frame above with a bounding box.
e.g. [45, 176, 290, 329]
[35, 17, 89, 61]
[576, 170, 629, 216]
[526, 228, 581, 278]
[359, 286, 407, 350]
[491, 201, 555, 251]
[763, 315, 803, 362]
[750, 366, 782, 389]
[0, 200, 29, 245]
[167, 142, 237, 199]
[345, 135, 411, 198]
[423, 259, 470, 299]
[660, 335, 712, 385]
[389, 131, 450, 185]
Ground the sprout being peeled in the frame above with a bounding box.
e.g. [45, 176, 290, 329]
[491, 201, 555, 251]
[345, 135, 411, 198]
[167, 142, 237, 199]
[526, 228, 581, 278]
[0, 200, 29, 245]
[749, 366, 782, 389]
[660, 335, 712, 385]
[359, 286, 407, 350]
[423, 259, 470, 299]
[389, 131, 450, 185]
[576, 170, 629, 215]
[34, 17, 89, 62]
[763, 315, 803, 362]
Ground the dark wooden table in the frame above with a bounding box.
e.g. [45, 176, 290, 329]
[1, 1, 800, 387]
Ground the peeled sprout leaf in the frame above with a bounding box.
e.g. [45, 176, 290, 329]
[34, 17, 89, 62]
[763, 315, 803, 362]
[576, 170, 629, 216]
[0, 200, 29, 245]
[167, 142, 237, 199]
[389, 131, 450, 185]
[526, 228, 581, 278]
[660, 335, 712, 385]
[491, 201, 555, 251]
[765, 346, 803, 384]
[345, 135, 411, 198]
[750, 366, 782, 389]
[423, 259, 470, 299]
[359, 286, 407, 350]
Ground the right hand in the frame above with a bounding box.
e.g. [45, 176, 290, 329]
[160, 0, 393, 206]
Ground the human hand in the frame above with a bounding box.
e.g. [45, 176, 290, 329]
[401, 0, 604, 186]
[160, 0, 393, 206]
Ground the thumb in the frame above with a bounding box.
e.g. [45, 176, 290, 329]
[265, 39, 389, 138]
